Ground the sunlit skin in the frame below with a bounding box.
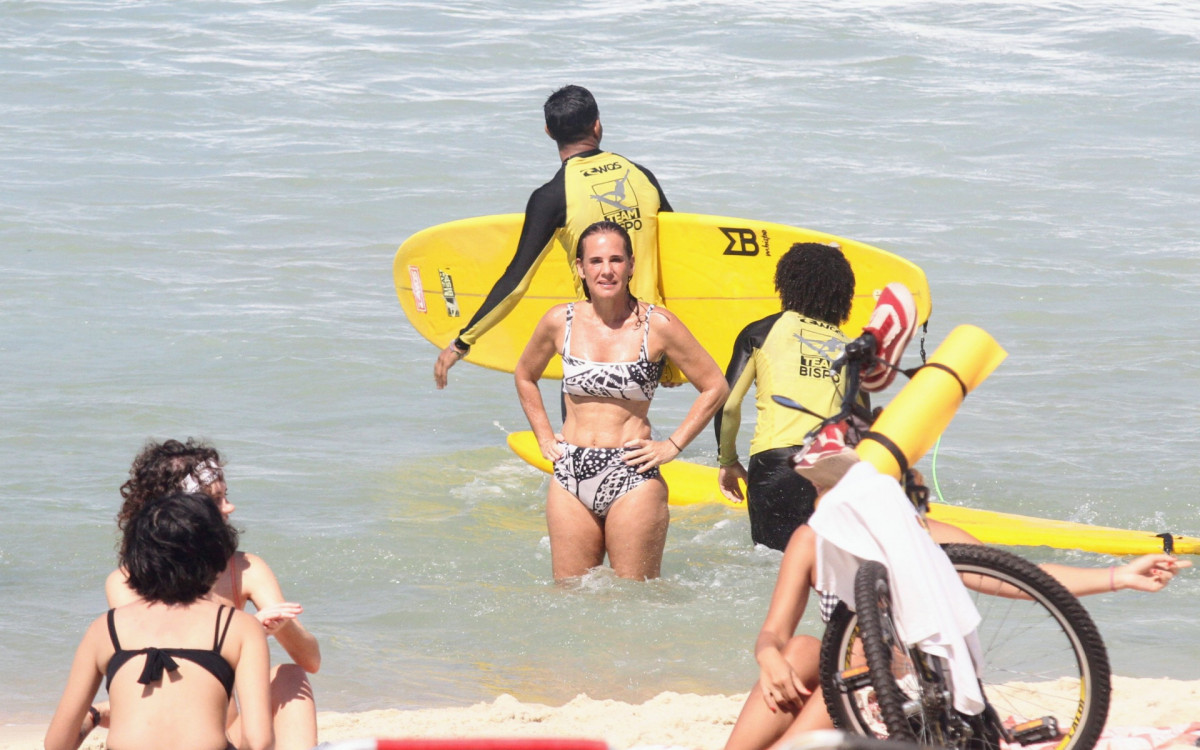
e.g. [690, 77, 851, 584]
[101, 471, 320, 750]
[724, 462, 1191, 750]
[515, 227, 729, 581]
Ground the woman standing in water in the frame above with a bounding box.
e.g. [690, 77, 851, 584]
[46, 492, 273, 750]
[515, 220, 728, 581]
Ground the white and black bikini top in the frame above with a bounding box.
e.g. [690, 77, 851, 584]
[561, 303, 665, 401]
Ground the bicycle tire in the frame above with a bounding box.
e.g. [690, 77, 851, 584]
[820, 544, 1111, 750]
[852, 561, 922, 741]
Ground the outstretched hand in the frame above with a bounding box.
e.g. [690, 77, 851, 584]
[255, 601, 304, 636]
[1116, 554, 1191, 592]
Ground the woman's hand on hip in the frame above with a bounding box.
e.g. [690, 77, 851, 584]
[538, 434, 566, 462]
[622, 437, 680, 473]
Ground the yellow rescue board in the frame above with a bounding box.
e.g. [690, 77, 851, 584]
[506, 324, 1195, 556]
[506, 431, 1194, 555]
[394, 212, 932, 378]
[506, 430, 742, 509]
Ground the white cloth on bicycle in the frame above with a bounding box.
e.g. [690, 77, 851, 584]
[808, 460, 986, 715]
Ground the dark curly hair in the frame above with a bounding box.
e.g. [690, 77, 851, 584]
[118, 438, 224, 531]
[544, 85, 599, 145]
[775, 242, 855, 326]
[121, 492, 239, 605]
[575, 220, 635, 303]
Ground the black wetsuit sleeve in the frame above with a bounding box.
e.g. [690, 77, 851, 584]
[632, 160, 672, 212]
[456, 169, 567, 346]
[714, 314, 779, 464]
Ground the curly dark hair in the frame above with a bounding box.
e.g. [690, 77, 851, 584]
[121, 492, 239, 605]
[117, 438, 224, 531]
[575, 220, 635, 303]
[544, 85, 599, 145]
[775, 242, 855, 325]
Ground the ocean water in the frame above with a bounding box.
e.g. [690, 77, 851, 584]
[2, 0, 1199, 725]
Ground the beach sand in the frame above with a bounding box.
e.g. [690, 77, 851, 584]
[7, 677, 1197, 750]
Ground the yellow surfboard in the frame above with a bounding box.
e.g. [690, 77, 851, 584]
[506, 430, 742, 509]
[394, 212, 932, 378]
[505, 324, 1196, 556]
[506, 430, 1195, 555]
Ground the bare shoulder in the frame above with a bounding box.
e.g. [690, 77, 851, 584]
[646, 303, 698, 343]
[646, 302, 677, 324]
[541, 302, 571, 324]
[229, 606, 264, 630]
[224, 607, 270, 649]
[85, 611, 111, 640]
[240, 551, 279, 583]
[240, 550, 287, 605]
[104, 567, 126, 591]
[105, 567, 138, 607]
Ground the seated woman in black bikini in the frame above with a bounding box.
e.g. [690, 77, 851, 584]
[515, 220, 729, 581]
[104, 439, 318, 750]
[45, 493, 272, 750]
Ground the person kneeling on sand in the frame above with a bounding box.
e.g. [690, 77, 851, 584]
[46, 492, 273, 750]
[90, 439, 319, 750]
[723, 435, 1191, 750]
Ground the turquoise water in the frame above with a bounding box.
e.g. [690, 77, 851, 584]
[2, 0, 1198, 724]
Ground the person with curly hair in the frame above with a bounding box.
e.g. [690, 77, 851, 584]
[99, 439, 319, 750]
[47, 492, 273, 750]
[713, 243, 864, 551]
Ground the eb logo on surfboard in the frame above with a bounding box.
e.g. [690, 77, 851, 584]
[720, 227, 770, 257]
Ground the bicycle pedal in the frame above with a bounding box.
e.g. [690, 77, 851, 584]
[837, 665, 873, 691]
[1011, 717, 1060, 745]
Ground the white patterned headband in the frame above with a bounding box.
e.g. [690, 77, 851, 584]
[180, 460, 223, 493]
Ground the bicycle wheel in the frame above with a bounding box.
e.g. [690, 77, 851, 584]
[852, 561, 923, 742]
[821, 544, 1111, 750]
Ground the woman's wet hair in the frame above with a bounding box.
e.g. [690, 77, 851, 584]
[118, 438, 223, 531]
[775, 242, 855, 325]
[575, 220, 634, 301]
[121, 492, 239, 605]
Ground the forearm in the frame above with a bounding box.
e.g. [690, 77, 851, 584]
[45, 711, 87, 750]
[515, 378, 555, 441]
[275, 620, 321, 673]
[1039, 564, 1113, 596]
[46, 641, 102, 750]
[753, 628, 790, 671]
[715, 400, 742, 466]
[667, 383, 728, 450]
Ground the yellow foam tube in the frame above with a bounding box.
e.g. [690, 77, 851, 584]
[856, 325, 1007, 479]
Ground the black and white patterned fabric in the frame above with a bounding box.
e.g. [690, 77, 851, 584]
[553, 442, 661, 517]
[561, 303, 665, 401]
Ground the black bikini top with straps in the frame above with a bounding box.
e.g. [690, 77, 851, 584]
[105, 605, 236, 698]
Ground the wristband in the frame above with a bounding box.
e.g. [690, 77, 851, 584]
[452, 337, 470, 354]
[88, 706, 101, 728]
[668, 437, 682, 452]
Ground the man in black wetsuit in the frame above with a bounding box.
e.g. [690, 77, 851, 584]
[434, 84, 673, 388]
